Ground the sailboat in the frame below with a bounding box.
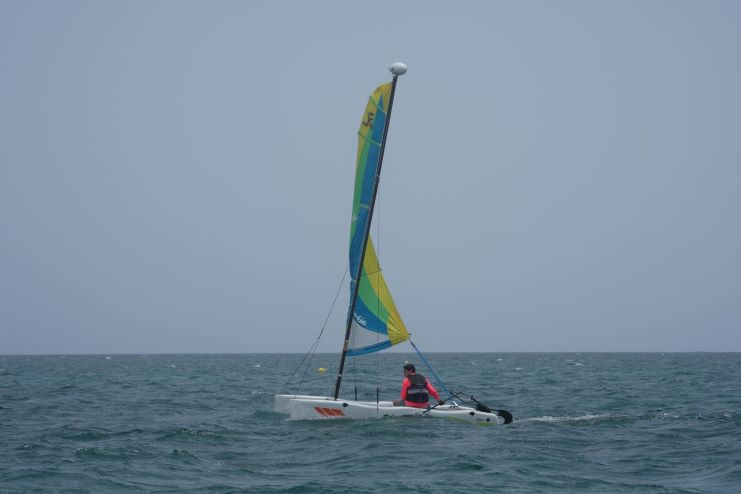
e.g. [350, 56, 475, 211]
[274, 63, 512, 425]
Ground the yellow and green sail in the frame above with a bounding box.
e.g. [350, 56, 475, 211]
[346, 83, 410, 356]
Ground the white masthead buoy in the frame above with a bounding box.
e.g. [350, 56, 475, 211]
[389, 62, 407, 76]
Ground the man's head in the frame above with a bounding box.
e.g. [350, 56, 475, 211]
[403, 363, 416, 377]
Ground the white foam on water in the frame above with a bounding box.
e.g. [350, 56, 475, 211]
[653, 411, 680, 419]
[522, 413, 613, 424]
[254, 364, 261, 368]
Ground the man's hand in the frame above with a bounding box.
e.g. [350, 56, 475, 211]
[437, 400, 445, 406]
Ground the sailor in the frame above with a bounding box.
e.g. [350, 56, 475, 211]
[393, 363, 443, 408]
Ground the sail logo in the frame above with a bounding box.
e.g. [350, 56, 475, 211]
[353, 312, 367, 326]
[362, 111, 375, 128]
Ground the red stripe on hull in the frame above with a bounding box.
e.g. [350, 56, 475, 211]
[314, 407, 345, 417]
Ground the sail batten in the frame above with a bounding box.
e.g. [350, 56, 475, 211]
[358, 133, 382, 146]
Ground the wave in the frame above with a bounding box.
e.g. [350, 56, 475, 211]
[59, 427, 146, 441]
[520, 409, 735, 425]
[74, 447, 151, 460]
[169, 449, 200, 461]
[520, 413, 618, 424]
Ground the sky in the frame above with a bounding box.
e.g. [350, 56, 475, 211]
[1, 1, 740, 354]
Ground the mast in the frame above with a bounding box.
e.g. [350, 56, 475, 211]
[333, 63, 407, 400]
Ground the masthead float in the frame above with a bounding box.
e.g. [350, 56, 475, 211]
[275, 63, 512, 425]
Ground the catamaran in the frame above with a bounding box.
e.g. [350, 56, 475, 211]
[274, 63, 512, 425]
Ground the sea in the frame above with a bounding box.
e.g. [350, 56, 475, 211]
[1, 353, 740, 493]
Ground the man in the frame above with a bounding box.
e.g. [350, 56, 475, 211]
[393, 363, 443, 408]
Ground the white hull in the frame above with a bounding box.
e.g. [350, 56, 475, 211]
[274, 394, 506, 425]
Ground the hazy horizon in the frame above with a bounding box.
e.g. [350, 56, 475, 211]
[3, 351, 739, 357]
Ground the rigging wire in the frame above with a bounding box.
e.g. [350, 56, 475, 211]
[376, 194, 381, 405]
[279, 265, 349, 395]
[352, 358, 357, 400]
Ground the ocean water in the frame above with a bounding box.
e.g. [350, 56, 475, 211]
[1, 353, 740, 493]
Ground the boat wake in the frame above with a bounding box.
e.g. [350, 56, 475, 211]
[519, 413, 617, 424]
[519, 409, 726, 425]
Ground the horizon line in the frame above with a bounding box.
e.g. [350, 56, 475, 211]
[2, 350, 740, 357]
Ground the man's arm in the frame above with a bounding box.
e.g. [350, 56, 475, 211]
[400, 377, 410, 400]
[426, 379, 441, 401]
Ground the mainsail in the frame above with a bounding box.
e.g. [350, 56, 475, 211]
[346, 82, 409, 356]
